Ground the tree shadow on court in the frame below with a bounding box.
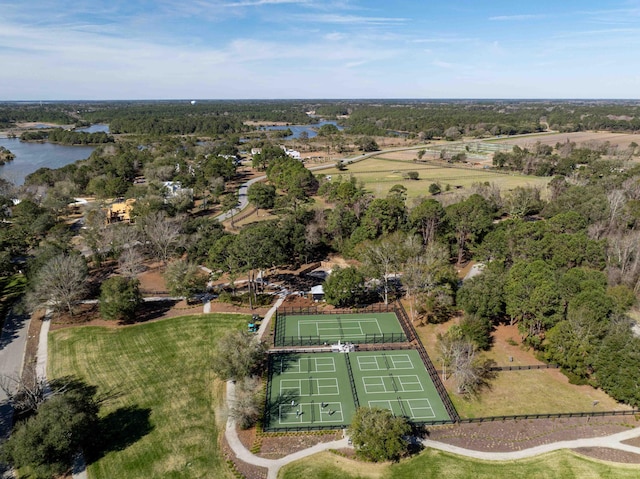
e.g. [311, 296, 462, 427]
[270, 353, 301, 374]
[264, 389, 300, 426]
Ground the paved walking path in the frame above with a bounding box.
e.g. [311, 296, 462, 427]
[422, 427, 640, 460]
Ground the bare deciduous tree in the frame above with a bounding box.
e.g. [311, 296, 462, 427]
[0, 367, 48, 414]
[139, 211, 183, 264]
[229, 376, 263, 429]
[118, 246, 146, 279]
[27, 254, 87, 315]
[439, 330, 496, 396]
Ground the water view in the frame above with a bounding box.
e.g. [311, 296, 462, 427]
[0, 138, 95, 186]
[76, 124, 110, 133]
[261, 120, 343, 139]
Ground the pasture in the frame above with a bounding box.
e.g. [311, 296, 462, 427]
[322, 156, 550, 200]
[487, 131, 640, 150]
[48, 314, 249, 479]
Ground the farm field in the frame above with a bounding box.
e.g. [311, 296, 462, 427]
[322, 157, 550, 200]
[487, 131, 640, 150]
[279, 449, 640, 479]
[48, 314, 249, 479]
[415, 322, 629, 418]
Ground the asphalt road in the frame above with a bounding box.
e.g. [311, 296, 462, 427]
[0, 311, 30, 441]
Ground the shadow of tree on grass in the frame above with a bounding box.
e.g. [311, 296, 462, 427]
[87, 405, 153, 463]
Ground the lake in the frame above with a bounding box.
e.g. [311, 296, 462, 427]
[76, 124, 110, 133]
[0, 138, 95, 186]
[261, 120, 343, 139]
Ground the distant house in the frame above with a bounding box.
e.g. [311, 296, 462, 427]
[106, 198, 136, 224]
[280, 145, 301, 160]
[162, 181, 193, 200]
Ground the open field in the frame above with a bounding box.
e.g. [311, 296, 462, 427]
[415, 322, 629, 418]
[321, 157, 550, 200]
[48, 314, 249, 479]
[279, 449, 640, 479]
[487, 131, 640, 150]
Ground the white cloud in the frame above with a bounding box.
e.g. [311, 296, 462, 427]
[292, 13, 407, 25]
[489, 14, 547, 21]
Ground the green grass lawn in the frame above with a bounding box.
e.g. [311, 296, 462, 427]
[279, 449, 640, 479]
[48, 313, 249, 479]
[414, 321, 627, 418]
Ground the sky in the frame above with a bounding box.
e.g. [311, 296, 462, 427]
[2, 0, 640, 100]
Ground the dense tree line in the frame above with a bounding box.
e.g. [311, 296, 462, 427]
[315, 100, 640, 137]
[20, 128, 114, 145]
[0, 105, 76, 129]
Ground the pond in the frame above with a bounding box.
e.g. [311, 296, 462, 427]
[76, 124, 110, 133]
[260, 120, 343, 139]
[0, 138, 95, 186]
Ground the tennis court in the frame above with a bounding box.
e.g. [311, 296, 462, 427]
[350, 350, 451, 422]
[274, 312, 407, 346]
[266, 352, 356, 429]
[265, 350, 451, 430]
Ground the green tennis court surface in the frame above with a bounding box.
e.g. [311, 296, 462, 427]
[351, 350, 450, 422]
[274, 312, 407, 346]
[265, 350, 451, 430]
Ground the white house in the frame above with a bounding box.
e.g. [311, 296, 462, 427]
[162, 181, 193, 199]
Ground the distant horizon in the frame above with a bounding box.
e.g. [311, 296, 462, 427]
[3, 98, 640, 103]
[3, 1, 640, 100]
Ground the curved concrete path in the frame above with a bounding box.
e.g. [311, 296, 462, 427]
[421, 428, 640, 460]
[224, 403, 640, 479]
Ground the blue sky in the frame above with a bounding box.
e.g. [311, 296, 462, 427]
[1, 0, 640, 100]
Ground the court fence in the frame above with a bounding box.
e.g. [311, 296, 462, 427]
[393, 299, 461, 423]
[274, 302, 413, 347]
[275, 333, 408, 347]
[344, 353, 360, 409]
[415, 408, 640, 426]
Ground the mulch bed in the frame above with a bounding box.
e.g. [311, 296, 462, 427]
[221, 433, 268, 479]
[257, 431, 343, 459]
[426, 416, 640, 452]
[572, 447, 640, 464]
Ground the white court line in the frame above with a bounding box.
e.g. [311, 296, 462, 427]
[314, 357, 337, 373]
[280, 378, 341, 396]
[357, 356, 385, 371]
[396, 375, 424, 393]
[389, 354, 414, 369]
[278, 402, 344, 424]
[315, 378, 340, 395]
[362, 376, 389, 394]
[296, 318, 384, 337]
[407, 399, 436, 419]
[280, 379, 302, 396]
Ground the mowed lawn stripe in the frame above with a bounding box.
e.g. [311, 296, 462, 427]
[48, 314, 248, 479]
